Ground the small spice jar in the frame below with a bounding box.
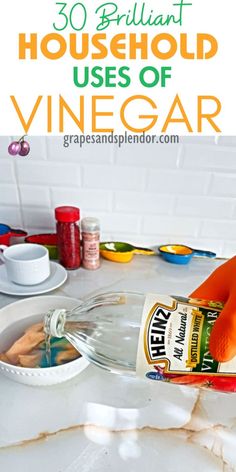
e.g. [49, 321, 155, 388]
[81, 217, 100, 270]
[55, 206, 81, 270]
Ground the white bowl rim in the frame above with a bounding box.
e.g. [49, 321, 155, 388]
[0, 295, 87, 374]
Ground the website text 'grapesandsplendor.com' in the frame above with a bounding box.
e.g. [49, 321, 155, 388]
[63, 133, 179, 148]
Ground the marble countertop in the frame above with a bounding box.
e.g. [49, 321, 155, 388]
[0, 255, 236, 472]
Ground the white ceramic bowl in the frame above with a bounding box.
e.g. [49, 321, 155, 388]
[0, 295, 89, 386]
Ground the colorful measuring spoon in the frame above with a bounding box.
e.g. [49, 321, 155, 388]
[158, 244, 216, 265]
[100, 242, 155, 263]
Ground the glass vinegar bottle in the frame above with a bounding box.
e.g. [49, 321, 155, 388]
[43, 290, 236, 395]
[45, 292, 143, 376]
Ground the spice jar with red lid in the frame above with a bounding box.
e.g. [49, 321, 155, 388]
[55, 206, 81, 270]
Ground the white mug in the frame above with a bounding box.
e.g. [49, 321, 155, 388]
[0, 244, 50, 286]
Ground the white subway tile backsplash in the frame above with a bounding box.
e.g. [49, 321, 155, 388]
[223, 241, 236, 258]
[1, 136, 236, 258]
[147, 170, 210, 195]
[115, 143, 180, 168]
[22, 209, 55, 230]
[20, 186, 51, 208]
[114, 192, 174, 215]
[83, 165, 146, 191]
[175, 196, 234, 219]
[201, 220, 236, 240]
[0, 207, 22, 227]
[143, 216, 200, 237]
[0, 160, 16, 183]
[217, 137, 236, 147]
[101, 214, 141, 234]
[180, 137, 215, 145]
[182, 145, 236, 171]
[0, 185, 19, 206]
[51, 188, 112, 211]
[82, 212, 141, 234]
[15, 161, 81, 186]
[0, 137, 11, 158]
[47, 137, 113, 164]
[23, 137, 47, 160]
[209, 174, 236, 197]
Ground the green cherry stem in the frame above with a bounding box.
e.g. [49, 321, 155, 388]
[19, 135, 27, 142]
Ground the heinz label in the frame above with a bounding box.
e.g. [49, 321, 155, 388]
[136, 294, 236, 379]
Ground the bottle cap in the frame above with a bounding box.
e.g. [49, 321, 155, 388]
[81, 217, 100, 232]
[55, 206, 80, 223]
[46, 309, 66, 338]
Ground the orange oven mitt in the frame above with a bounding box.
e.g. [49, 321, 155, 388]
[190, 256, 236, 362]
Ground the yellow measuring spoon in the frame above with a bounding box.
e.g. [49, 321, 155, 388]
[100, 242, 155, 263]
